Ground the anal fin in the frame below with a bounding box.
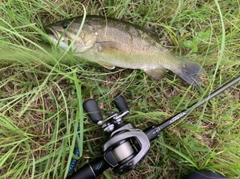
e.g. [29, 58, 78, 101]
[144, 68, 166, 80]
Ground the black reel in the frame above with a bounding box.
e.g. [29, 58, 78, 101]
[82, 96, 150, 175]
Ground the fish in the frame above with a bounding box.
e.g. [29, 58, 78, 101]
[45, 15, 203, 86]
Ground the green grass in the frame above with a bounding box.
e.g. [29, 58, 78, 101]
[0, 0, 240, 179]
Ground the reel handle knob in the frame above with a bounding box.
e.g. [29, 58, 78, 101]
[83, 99, 103, 123]
[114, 95, 129, 112]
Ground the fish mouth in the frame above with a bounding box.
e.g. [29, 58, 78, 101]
[44, 26, 70, 49]
[44, 27, 61, 41]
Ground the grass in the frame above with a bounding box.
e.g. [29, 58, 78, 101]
[0, 0, 240, 179]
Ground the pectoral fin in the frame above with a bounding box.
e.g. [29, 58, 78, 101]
[144, 68, 166, 80]
[95, 41, 118, 52]
[97, 61, 115, 70]
[93, 41, 117, 69]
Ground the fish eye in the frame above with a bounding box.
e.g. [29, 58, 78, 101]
[62, 22, 69, 29]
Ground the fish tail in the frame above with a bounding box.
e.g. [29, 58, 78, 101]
[174, 60, 203, 86]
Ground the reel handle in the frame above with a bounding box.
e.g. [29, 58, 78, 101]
[114, 95, 129, 112]
[83, 99, 103, 124]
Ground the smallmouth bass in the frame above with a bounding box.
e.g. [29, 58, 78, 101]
[45, 15, 203, 86]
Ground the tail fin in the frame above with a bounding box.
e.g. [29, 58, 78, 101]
[175, 60, 203, 86]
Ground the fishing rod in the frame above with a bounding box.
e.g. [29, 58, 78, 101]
[67, 75, 240, 179]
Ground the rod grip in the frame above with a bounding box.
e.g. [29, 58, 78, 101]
[67, 158, 110, 179]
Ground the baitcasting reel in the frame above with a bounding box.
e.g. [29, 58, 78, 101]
[67, 75, 240, 179]
[74, 96, 151, 178]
